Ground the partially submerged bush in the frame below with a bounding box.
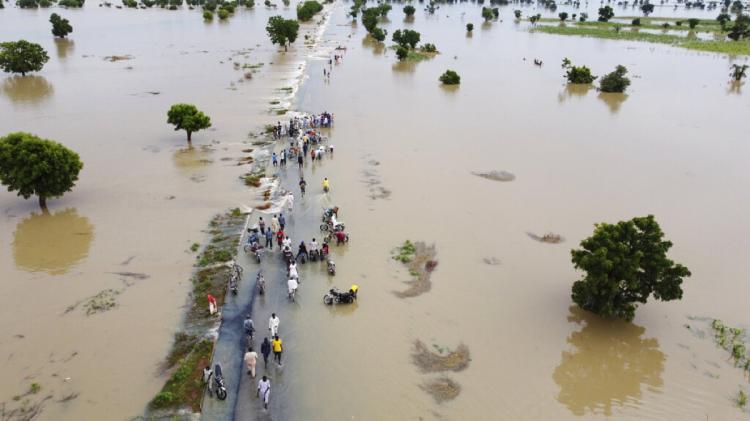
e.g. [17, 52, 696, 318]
[561, 58, 597, 84]
[466, 23, 474, 32]
[439, 69, 460, 85]
[296, 0, 323, 22]
[599, 64, 631, 93]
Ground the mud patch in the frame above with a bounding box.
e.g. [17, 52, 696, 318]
[527, 232, 564, 244]
[472, 170, 515, 182]
[361, 154, 391, 200]
[392, 241, 438, 298]
[420, 377, 461, 403]
[412, 340, 471, 373]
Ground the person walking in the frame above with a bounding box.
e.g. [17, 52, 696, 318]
[207, 294, 217, 315]
[244, 347, 258, 378]
[279, 214, 286, 231]
[264, 228, 274, 250]
[287, 193, 294, 212]
[269, 313, 280, 337]
[276, 229, 285, 249]
[261, 337, 271, 368]
[258, 217, 266, 235]
[271, 215, 280, 233]
[297, 154, 303, 168]
[257, 375, 271, 410]
[272, 335, 283, 366]
[322, 177, 330, 193]
[299, 177, 307, 197]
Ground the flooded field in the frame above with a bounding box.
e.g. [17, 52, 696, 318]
[2, 0, 750, 420]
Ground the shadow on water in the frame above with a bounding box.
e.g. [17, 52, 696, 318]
[598, 92, 628, 114]
[552, 307, 665, 416]
[558, 84, 594, 104]
[172, 145, 214, 171]
[0, 75, 54, 105]
[54, 38, 75, 59]
[13, 208, 94, 275]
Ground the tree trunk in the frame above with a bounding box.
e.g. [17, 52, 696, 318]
[187, 131, 192, 143]
[21, 71, 26, 77]
[38, 196, 48, 212]
[284, 44, 288, 52]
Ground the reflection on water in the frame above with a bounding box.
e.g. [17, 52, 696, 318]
[172, 145, 214, 171]
[361, 36, 385, 56]
[0, 76, 54, 104]
[553, 307, 665, 416]
[557, 83, 593, 103]
[13, 208, 94, 275]
[598, 92, 628, 114]
[727, 80, 744, 95]
[392, 60, 417, 73]
[54, 38, 75, 59]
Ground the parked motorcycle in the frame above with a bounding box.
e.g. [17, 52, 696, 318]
[229, 271, 239, 295]
[244, 242, 262, 263]
[323, 285, 358, 305]
[213, 364, 227, 400]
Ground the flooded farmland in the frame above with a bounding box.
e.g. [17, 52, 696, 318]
[1, 0, 750, 420]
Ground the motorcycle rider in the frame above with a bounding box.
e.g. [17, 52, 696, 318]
[282, 236, 292, 250]
[243, 315, 255, 338]
[321, 241, 330, 256]
[297, 241, 308, 262]
[309, 238, 319, 258]
[335, 230, 348, 245]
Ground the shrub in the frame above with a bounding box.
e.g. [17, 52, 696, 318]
[421, 43, 437, 53]
[599, 65, 631, 93]
[396, 46, 408, 60]
[203, 10, 213, 19]
[371, 27, 386, 42]
[597, 5, 614, 22]
[562, 58, 597, 84]
[688, 18, 699, 28]
[466, 23, 474, 32]
[439, 69, 460, 85]
[631, 18, 641, 26]
[558, 12, 568, 22]
[578, 12, 587, 22]
[296, 0, 323, 22]
[218, 8, 229, 19]
[403, 4, 415, 16]
[514, 9, 521, 19]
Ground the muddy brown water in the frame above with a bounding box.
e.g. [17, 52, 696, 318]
[2, 1, 750, 420]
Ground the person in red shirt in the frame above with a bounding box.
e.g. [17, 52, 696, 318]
[207, 294, 217, 315]
[335, 230, 347, 245]
[276, 229, 285, 248]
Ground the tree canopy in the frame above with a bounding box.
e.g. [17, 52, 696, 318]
[562, 58, 597, 84]
[599, 65, 631, 93]
[640, 3, 654, 16]
[0, 132, 83, 210]
[571, 215, 691, 321]
[598, 5, 614, 22]
[266, 16, 300, 51]
[167, 104, 212, 143]
[0, 40, 50, 76]
[439, 69, 460, 85]
[403, 5, 415, 17]
[392, 29, 421, 49]
[50, 13, 73, 38]
[296, 0, 322, 22]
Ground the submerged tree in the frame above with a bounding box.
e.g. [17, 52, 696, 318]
[296, 0, 322, 22]
[559, 12, 568, 22]
[599, 65, 631, 93]
[0, 40, 50, 76]
[514, 9, 521, 19]
[726, 14, 750, 41]
[50, 13, 73, 38]
[481, 6, 494, 21]
[598, 5, 614, 22]
[392, 29, 421, 49]
[396, 46, 408, 61]
[466, 23, 474, 32]
[640, 2, 654, 16]
[371, 27, 386, 42]
[266, 15, 300, 51]
[403, 4, 415, 17]
[561, 58, 597, 84]
[571, 215, 691, 321]
[167, 104, 212, 143]
[717, 13, 732, 30]
[0, 132, 83, 211]
[439, 69, 460, 85]
[730, 63, 748, 81]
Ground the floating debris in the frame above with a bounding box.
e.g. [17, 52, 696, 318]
[103, 55, 134, 62]
[392, 241, 438, 298]
[421, 377, 461, 403]
[482, 257, 501, 265]
[527, 232, 564, 244]
[108, 271, 149, 280]
[412, 340, 471, 373]
[471, 170, 516, 182]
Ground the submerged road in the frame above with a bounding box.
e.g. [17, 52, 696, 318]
[203, 139, 338, 421]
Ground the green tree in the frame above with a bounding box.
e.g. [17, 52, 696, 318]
[571, 215, 691, 321]
[0, 132, 83, 210]
[687, 18, 700, 28]
[558, 12, 568, 22]
[632, 18, 641, 26]
[599, 65, 630, 93]
[579, 12, 588, 22]
[514, 9, 521, 19]
[362, 7, 380, 33]
[439, 69, 460, 85]
[481, 6, 494, 21]
[640, 3, 654, 16]
[396, 46, 408, 61]
[377, 3, 391, 16]
[50, 13, 73, 38]
[203, 10, 213, 19]
[727, 14, 750, 41]
[730, 63, 748, 81]
[597, 5, 614, 22]
[466, 22, 474, 32]
[167, 104, 212, 143]
[392, 29, 421, 49]
[371, 27, 386, 42]
[561, 58, 597, 84]
[266, 15, 300, 51]
[218, 8, 229, 19]
[296, 0, 322, 21]
[0, 40, 50, 76]
[717, 13, 731, 30]
[403, 4, 415, 17]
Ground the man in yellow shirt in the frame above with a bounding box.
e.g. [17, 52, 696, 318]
[272, 335, 283, 366]
[322, 177, 330, 193]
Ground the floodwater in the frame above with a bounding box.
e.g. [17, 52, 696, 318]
[2, 1, 750, 420]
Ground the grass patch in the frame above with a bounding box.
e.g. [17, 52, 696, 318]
[532, 25, 750, 56]
[420, 377, 461, 403]
[392, 240, 416, 263]
[165, 332, 199, 369]
[539, 17, 720, 32]
[244, 174, 262, 187]
[190, 242, 200, 252]
[389, 45, 438, 61]
[150, 339, 214, 411]
[392, 241, 438, 298]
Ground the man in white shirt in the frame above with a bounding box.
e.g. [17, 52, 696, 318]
[268, 313, 280, 337]
[288, 261, 298, 279]
[244, 347, 258, 378]
[287, 277, 298, 297]
[257, 375, 271, 409]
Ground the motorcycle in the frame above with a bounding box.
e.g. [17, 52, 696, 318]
[296, 252, 307, 264]
[319, 221, 345, 232]
[327, 259, 336, 276]
[229, 271, 239, 295]
[213, 364, 228, 400]
[309, 249, 320, 262]
[282, 249, 294, 265]
[323, 285, 358, 305]
[244, 242, 263, 263]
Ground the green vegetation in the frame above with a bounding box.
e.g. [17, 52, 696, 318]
[393, 240, 416, 263]
[150, 339, 213, 411]
[396, 46, 408, 61]
[466, 23, 474, 32]
[0, 132, 83, 210]
[266, 16, 299, 51]
[599, 64, 630, 92]
[422, 43, 437, 53]
[731, 63, 748, 81]
[561, 57, 596, 84]
[531, 25, 750, 56]
[640, 3, 654, 16]
[167, 104, 211, 144]
[688, 18, 700, 29]
[558, 12, 568, 22]
[439, 69, 460, 85]
[571, 215, 690, 321]
[371, 27, 386, 42]
[217, 8, 229, 19]
[0, 40, 49, 76]
[632, 18, 641, 26]
[244, 173, 262, 187]
[190, 242, 200, 252]
[717, 13, 732, 31]
[296, 0, 322, 22]
[203, 10, 213, 20]
[392, 29, 421, 49]
[50, 13, 73, 38]
[29, 383, 41, 394]
[481, 7, 494, 22]
[598, 5, 614, 22]
[739, 390, 747, 408]
[403, 4, 415, 17]
[727, 14, 750, 41]
[514, 9, 521, 19]
[579, 12, 588, 22]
